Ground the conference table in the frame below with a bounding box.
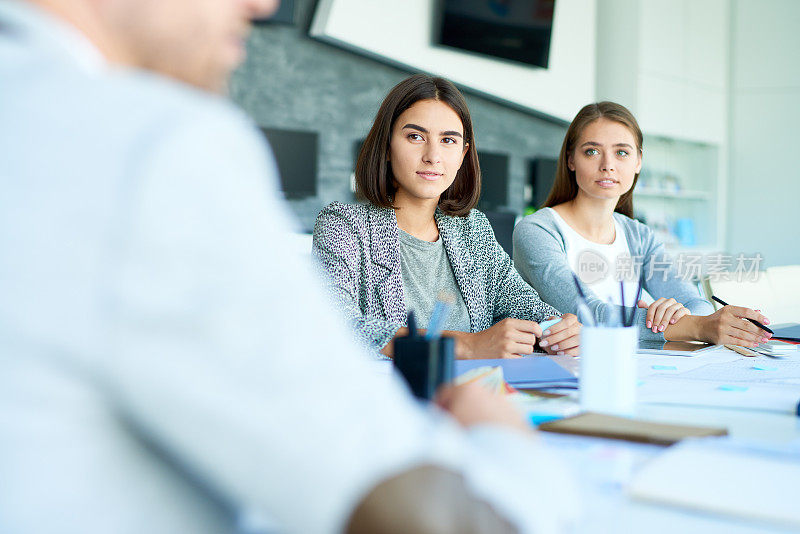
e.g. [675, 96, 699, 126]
[539, 352, 800, 534]
[375, 345, 800, 533]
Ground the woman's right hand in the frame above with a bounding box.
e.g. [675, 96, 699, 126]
[692, 305, 772, 347]
[456, 318, 541, 359]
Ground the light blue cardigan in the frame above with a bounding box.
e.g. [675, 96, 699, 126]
[513, 208, 713, 342]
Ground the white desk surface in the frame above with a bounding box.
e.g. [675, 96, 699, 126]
[544, 352, 800, 533]
[375, 348, 800, 533]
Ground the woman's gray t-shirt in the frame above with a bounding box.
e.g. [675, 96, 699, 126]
[398, 229, 471, 332]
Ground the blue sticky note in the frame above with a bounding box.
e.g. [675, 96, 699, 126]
[539, 318, 560, 332]
[528, 413, 563, 426]
[753, 365, 778, 371]
[652, 365, 678, 371]
[637, 380, 645, 386]
[718, 385, 748, 392]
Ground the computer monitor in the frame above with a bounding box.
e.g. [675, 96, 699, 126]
[528, 156, 558, 208]
[477, 150, 510, 211]
[435, 0, 556, 69]
[260, 127, 318, 199]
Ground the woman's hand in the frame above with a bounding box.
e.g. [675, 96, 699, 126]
[539, 314, 581, 356]
[456, 318, 541, 359]
[435, 382, 532, 434]
[695, 305, 772, 347]
[637, 298, 691, 333]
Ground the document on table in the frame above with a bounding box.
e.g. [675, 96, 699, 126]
[628, 437, 800, 528]
[635, 350, 800, 413]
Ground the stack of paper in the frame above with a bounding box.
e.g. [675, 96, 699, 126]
[628, 438, 800, 528]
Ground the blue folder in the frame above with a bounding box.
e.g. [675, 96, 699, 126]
[454, 356, 577, 389]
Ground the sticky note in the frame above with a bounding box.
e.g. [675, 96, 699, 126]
[753, 365, 778, 371]
[539, 318, 560, 332]
[718, 385, 748, 392]
[652, 365, 678, 371]
[637, 380, 645, 386]
[529, 413, 563, 426]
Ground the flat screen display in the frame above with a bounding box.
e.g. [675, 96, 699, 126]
[528, 156, 557, 208]
[477, 150, 510, 210]
[260, 128, 318, 199]
[436, 0, 556, 69]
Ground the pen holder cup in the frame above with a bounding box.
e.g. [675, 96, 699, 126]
[393, 335, 455, 400]
[580, 326, 638, 416]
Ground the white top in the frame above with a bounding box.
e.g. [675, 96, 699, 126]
[548, 207, 648, 307]
[0, 3, 576, 534]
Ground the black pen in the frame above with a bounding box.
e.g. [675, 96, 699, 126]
[711, 296, 774, 335]
[629, 279, 643, 327]
[571, 273, 596, 327]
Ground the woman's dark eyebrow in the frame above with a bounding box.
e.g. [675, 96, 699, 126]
[580, 141, 634, 149]
[402, 123, 428, 133]
[401, 124, 463, 138]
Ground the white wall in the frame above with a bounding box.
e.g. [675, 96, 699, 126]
[727, 0, 800, 267]
[596, 0, 729, 144]
[310, 0, 596, 122]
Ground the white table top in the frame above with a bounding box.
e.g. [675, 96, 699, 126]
[543, 351, 800, 533]
[373, 347, 800, 532]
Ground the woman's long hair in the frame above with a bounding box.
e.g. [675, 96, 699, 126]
[544, 101, 643, 218]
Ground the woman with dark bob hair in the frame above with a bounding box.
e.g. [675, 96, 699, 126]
[513, 101, 772, 347]
[313, 74, 580, 358]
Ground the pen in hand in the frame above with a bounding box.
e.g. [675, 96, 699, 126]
[711, 296, 773, 335]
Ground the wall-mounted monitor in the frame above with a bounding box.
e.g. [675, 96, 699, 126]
[477, 151, 510, 211]
[528, 156, 558, 208]
[260, 128, 318, 199]
[435, 0, 556, 69]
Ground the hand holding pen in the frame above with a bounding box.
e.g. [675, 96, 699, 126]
[640, 296, 773, 347]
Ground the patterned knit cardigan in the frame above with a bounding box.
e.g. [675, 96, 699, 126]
[312, 201, 562, 351]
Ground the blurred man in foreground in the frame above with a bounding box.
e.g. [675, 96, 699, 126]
[0, 1, 576, 532]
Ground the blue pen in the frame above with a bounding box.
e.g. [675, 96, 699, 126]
[426, 291, 455, 339]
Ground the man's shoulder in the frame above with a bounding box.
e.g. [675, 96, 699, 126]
[97, 69, 255, 138]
